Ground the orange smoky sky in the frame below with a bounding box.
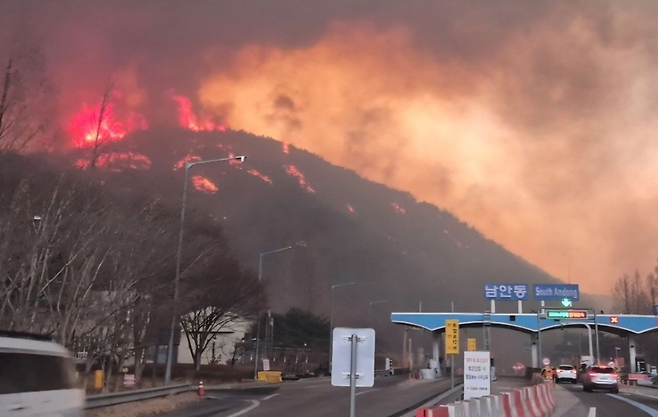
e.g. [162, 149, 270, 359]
[198, 19, 658, 295]
[3, 1, 658, 294]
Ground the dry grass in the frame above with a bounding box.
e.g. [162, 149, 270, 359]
[84, 392, 201, 417]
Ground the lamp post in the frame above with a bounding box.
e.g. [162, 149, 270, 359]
[368, 300, 389, 324]
[253, 246, 293, 380]
[329, 282, 356, 370]
[164, 155, 246, 385]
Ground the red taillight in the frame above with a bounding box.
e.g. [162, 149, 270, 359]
[611, 373, 618, 379]
[588, 371, 597, 376]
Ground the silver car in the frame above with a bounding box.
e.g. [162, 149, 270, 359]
[556, 364, 578, 384]
[582, 366, 619, 393]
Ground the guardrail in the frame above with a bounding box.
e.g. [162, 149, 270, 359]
[85, 384, 192, 409]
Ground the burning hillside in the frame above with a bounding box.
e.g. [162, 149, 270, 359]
[3, 1, 658, 295]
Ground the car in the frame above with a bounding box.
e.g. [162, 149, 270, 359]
[582, 366, 619, 393]
[0, 330, 84, 416]
[555, 364, 578, 384]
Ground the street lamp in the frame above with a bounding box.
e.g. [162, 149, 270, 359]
[329, 282, 356, 370]
[253, 245, 293, 380]
[164, 155, 246, 386]
[368, 300, 389, 324]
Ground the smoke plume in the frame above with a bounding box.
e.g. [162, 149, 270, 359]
[3, 1, 658, 294]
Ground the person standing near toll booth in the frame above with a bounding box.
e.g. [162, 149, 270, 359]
[541, 364, 553, 380]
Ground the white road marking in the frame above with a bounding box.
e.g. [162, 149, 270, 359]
[356, 388, 380, 396]
[263, 393, 279, 401]
[621, 390, 658, 400]
[609, 394, 658, 416]
[226, 400, 260, 417]
[588, 407, 596, 417]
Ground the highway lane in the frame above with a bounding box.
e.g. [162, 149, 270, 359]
[557, 383, 658, 417]
[169, 375, 455, 417]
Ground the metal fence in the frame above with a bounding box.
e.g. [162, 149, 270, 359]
[85, 383, 191, 409]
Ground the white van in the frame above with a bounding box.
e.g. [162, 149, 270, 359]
[0, 331, 84, 416]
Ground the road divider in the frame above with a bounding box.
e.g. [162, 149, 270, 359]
[416, 379, 556, 417]
[85, 383, 191, 409]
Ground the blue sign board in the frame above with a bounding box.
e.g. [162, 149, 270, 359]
[484, 284, 529, 301]
[533, 284, 579, 301]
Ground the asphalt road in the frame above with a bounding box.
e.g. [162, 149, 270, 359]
[556, 382, 658, 417]
[162, 375, 455, 417]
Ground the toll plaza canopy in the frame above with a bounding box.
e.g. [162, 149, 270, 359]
[390, 312, 658, 336]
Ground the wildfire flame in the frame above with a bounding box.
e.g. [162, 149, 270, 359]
[68, 102, 147, 149]
[228, 152, 243, 166]
[390, 203, 406, 215]
[74, 152, 152, 171]
[346, 204, 356, 213]
[284, 165, 315, 193]
[282, 142, 290, 154]
[247, 169, 273, 184]
[171, 92, 227, 132]
[174, 154, 202, 170]
[191, 175, 219, 194]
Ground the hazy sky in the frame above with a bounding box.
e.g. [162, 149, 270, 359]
[3, 1, 658, 294]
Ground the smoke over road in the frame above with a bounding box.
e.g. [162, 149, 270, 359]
[3, 1, 658, 293]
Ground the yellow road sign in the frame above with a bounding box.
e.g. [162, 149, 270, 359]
[467, 338, 476, 352]
[445, 319, 459, 355]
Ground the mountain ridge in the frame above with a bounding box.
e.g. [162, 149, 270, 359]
[63, 128, 579, 320]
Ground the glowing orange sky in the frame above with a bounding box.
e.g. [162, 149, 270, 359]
[4, 1, 658, 296]
[196, 23, 658, 295]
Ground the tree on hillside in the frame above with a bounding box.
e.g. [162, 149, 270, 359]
[0, 45, 54, 153]
[88, 83, 114, 168]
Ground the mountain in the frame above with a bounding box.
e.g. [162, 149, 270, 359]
[64, 128, 603, 357]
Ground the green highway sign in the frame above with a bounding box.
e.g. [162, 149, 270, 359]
[545, 309, 588, 319]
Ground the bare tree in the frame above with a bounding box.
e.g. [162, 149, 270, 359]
[88, 82, 114, 168]
[0, 152, 262, 387]
[0, 46, 54, 153]
[646, 273, 657, 314]
[613, 274, 632, 314]
[179, 256, 261, 371]
[222, 335, 246, 366]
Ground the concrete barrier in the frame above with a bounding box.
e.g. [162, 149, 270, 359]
[415, 405, 450, 417]
[417, 382, 556, 417]
[257, 371, 282, 383]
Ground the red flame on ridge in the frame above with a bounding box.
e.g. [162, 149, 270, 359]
[347, 204, 356, 213]
[174, 154, 202, 170]
[247, 169, 273, 184]
[68, 102, 147, 149]
[391, 203, 406, 215]
[191, 175, 219, 194]
[284, 165, 315, 193]
[74, 152, 152, 171]
[171, 93, 227, 132]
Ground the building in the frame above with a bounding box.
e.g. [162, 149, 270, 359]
[177, 311, 253, 366]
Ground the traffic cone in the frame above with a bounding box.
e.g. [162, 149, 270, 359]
[198, 381, 205, 397]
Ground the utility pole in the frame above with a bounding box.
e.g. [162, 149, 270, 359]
[164, 155, 246, 385]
